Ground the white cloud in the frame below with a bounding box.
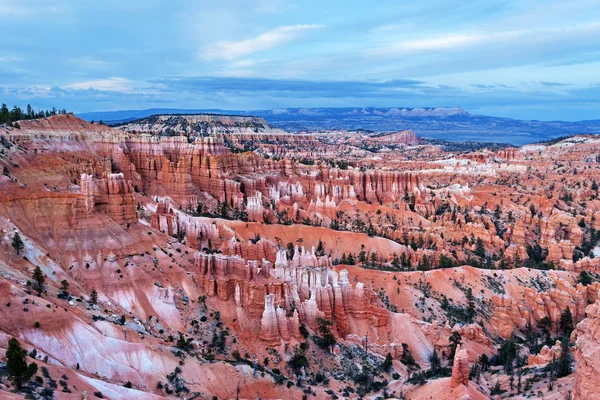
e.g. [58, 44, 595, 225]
[0, 0, 63, 17]
[401, 34, 488, 51]
[202, 24, 323, 60]
[368, 23, 600, 56]
[0, 56, 23, 63]
[65, 77, 134, 92]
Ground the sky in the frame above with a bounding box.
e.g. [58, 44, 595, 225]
[1, 0, 600, 121]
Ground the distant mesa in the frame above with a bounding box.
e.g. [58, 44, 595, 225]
[76, 106, 600, 145]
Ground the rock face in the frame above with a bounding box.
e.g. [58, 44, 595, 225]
[574, 292, 600, 400]
[119, 114, 281, 136]
[151, 201, 178, 236]
[80, 172, 137, 224]
[527, 340, 562, 366]
[450, 345, 471, 387]
[367, 129, 422, 146]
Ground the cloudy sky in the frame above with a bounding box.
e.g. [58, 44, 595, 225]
[1, 0, 599, 120]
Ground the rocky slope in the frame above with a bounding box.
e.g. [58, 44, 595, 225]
[0, 113, 598, 399]
[118, 114, 283, 136]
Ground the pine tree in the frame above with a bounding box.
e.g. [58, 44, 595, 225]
[381, 352, 393, 372]
[417, 254, 430, 271]
[560, 307, 574, 337]
[429, 349, 441, 376]
[340, 253, 347, 264]
[513, 251, 522, 268]
[315, 240, 325, 257]
[347, 252, 356, 265]
[557, 337, 572, 377]
[478, 353, 489, 371]
[491, 380, 502, 395]
[31, 266, 45, 295]
[6, 338, 38, 388]
[475, 238, 486, 258]
[470, 363, 481, 381]
[12, 232, 24, 255]
[449, 331, 463, 363]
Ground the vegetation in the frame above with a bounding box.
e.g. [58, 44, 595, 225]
[89, 288, 98, 305]
[314, 318, 336, 351]
[559, 307, 574, 338]
[6, 338, 38, 388]
[288, 345, 309, 376]
[11, 232, 24, 255]
[0, 103, 68, 125]
[31, 266, 45, 295]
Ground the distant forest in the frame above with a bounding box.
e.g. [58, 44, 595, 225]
[0, 104, 68, 127]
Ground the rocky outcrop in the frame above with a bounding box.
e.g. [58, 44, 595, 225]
[119, 114, 281, 136]
[574, 292, 600, 400]
[367, 130, 422, 146]
[527, 340, 562, 366]
[80, 172, 137, 224]
[450, 345, 470, 387]
[151, 201, 178, 235]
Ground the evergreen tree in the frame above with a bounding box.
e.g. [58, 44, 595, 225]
[90, 288, 98, 305]
[400, 252, 411, 269]
[31, 266, 45, 295]
[470, 363, 481, 381]
[12, 232, 24, 255]
[6, 338, 38, 388]
[513, 251, 522, 268]
[448, 331, 463, 363]
[538, 316, 552, 335]
[417, 254, 430, 271]
[474, 238, 486, 258]
[400, 343, 419, 370]
[478, 353, 489, 371]
[381, 352, 393, 372]
[315, 240, 325, 257]
[491, 380, 502, 395]
[428, 349, 441, 376]
[315, 317, 336, 352]
[340, 253, 347, 264]
[560, 307, 574, 337]
[579, 270, 593, 286]
[346, 252, 356, 265]
[60, 280, 69, 293]
[556, 337, 572, 377]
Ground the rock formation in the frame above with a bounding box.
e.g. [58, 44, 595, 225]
[574, 291, 600, 400]
[450, 345, 471, 387]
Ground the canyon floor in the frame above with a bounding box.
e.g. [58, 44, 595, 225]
[0, 113, 599, 399]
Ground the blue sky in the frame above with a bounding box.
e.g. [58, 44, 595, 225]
[1, 0, 599, 120]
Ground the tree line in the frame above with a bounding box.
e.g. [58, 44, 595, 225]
[0, 103, 69, 125]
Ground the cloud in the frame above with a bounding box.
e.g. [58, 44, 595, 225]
[368, 23, 600, 58]
[540, 81, 571, 87]
[64, 77, 135, 92]
[202, 25, 324, 60]
[0, 0, 63, 17]
[150, 76, 426, 98]
[471, 84, 497, 89]
[401, 34, 488, 51]
[0, 56, 23, 63]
